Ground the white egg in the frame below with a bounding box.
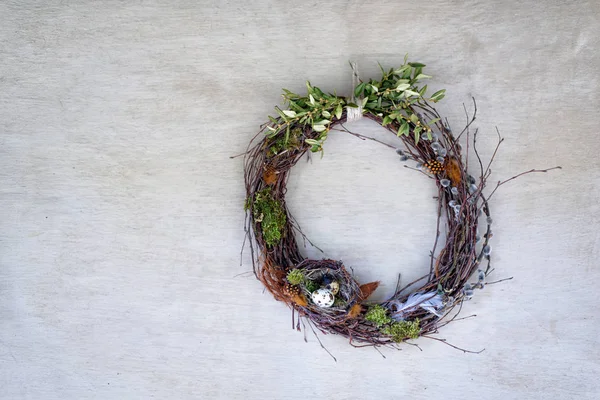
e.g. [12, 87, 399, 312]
[311, 288, 335, 308]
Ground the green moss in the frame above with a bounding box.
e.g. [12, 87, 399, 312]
[304, 280, 319, 293]
[365, 305, 392, 328]
[252, 187, 286, 247]
[267, 128, 302, 156]
[244, 196, 252, 211]
[382, 319, 421, 342]
[333, 297, 346, 308]
[286, 269, 304, 285]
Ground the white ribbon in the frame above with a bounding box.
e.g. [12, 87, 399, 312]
[347, 62, 363, 122]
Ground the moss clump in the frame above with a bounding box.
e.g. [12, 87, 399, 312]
[253, 187, 286, 247]
[382, 319, 421, 342]
[267, 128, 302, 156]
[333, 297, 346, 308]
[304, 280, 319, 293]
[286, 269, 304, 285]
[365, 305, 392, 328]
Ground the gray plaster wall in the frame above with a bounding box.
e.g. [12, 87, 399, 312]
[1, 1, 599, 399]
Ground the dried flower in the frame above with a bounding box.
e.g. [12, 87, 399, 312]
[424, 159, 444, 174]
[290, 293, 308, 307]
[445, 157, 462, 186]
[263, 167, 278, 185]
[348, 304, 362, 318]
[359, 281, 380, 300]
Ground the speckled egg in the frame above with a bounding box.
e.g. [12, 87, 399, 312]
[325, 281, 340, 295]
[311, 288, 335, 308]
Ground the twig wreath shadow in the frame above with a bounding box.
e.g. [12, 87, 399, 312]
[234, 56, 560, 359]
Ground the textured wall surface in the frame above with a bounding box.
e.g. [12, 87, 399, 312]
[1, 1, 599, 399]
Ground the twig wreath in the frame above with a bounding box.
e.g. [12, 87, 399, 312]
[239, 56, 560, 356]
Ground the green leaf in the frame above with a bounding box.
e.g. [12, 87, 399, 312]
[282, 110, 296, 118]
[394, 65, 411, 75]
[409, 114, 419, 123]
[431, 89, 446, 102]
[347, 103, 359, 108]
[274, 107, 287, 119]
[335, 104, 343, 119]
[382, 115, 392, 126]
[361, 97, 368, 108]
[354, 82, 366, 97]
[267, 125, 277, 132]
[414, 126, 422, 144]
[370, 84, 379, 93]
[396, 83, 410, 91]
[432, 93, 445, 102]
[409, 62, 426, 68]
[312, 124, 326, 132]
[428, 117, 441, 125]
[306, 81, 313, 93]
[419, 85, 428, 97]
[400, 121, 410, 136]
[322, 110, 331, 118]
[404, 90, 420, 97]
[415, 74, 432, 80]
[305, 139, 320, 145]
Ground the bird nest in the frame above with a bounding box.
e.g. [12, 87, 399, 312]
[239, 58, 559, 354]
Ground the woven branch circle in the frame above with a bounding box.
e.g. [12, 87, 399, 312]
[243, 59, 494, 349]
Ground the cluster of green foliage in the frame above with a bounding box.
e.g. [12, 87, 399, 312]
[365, 304, 393, 327]
[333, 297, 347, 308]
[252, 187, 286, 247]
[266, 127, 302, 156]
[365, 304, 421, 341]
[304, 279, 319, 293]
[286, 269, 304, 285]
[264, 55, 446, 155]
[382, 319, 421, 342]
